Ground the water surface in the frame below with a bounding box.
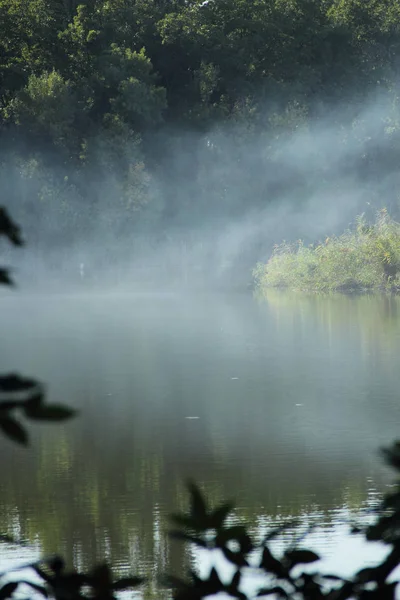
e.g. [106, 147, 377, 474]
[0, 290, 399, 589]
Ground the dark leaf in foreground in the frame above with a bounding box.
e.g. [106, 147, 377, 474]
[0, 401, 22, 412]
[260, 547, 286, 577]
[262, 521, 298, 543]
[19, 581, 48, 597]
[188, 482, 207, 519]
[222, 547, 248, 567]
[0, 375, 37, 393]
[25, 404, 77, 421]
[285, 549, 320, 567]
[217, 525, 253, 553]
[0, 417, 28, 445]
[23, 393, 44, 413]
[357, 582, 397, 599]
[0, 269, 14, 286]
[170, 514, 199, 529]
[48, 556, 65, 574]
[32, 565, 52, 584]
[231, 570, 241, 589]
[0, 582, 18, 600]
[257, 587, 289, 598]
[382, 443, 400, 471]
[90, 563, 114, 595]
[209, 503, 234, 529]
[169, 530, 208, 547]
[0, 207, 23, 246]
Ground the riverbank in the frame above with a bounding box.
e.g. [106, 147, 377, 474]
[254, 209, 400, 293]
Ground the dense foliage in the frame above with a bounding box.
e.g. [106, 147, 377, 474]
[2, 0, 400, 279]
[254, 209, 400, 292]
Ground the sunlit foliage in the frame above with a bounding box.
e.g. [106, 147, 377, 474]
[254, 210, 400, 292]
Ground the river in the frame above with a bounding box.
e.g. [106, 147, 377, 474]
[0, 290, 399, 593]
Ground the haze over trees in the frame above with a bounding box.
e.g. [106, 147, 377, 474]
[2, 0, 400, 283]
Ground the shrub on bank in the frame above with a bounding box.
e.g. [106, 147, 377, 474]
[254, 209, 400, 293]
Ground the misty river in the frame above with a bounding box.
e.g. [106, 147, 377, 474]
[0, 290, 400, 592]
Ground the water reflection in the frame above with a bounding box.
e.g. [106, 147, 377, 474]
[0, 291, 398, 588]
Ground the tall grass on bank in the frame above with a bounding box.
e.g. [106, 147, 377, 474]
[254, 209, 400, 293]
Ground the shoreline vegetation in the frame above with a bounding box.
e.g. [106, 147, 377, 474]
[254, 209, 400, 294]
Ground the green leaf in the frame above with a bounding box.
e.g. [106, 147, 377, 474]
[24, 404, 77, 421]
[285, 549, 320, 567]
[0, 417, 28, 445]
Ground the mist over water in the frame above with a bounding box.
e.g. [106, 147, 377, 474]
[3, 93, 400, 292]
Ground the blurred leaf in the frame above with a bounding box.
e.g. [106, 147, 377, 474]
[231, 570, 241, 589]
[0, 401, 22, 412]
[0, 582, 18, 599]
[208, 503, 234, 529]
[23, 393, 44, 413]
[320, 573, 347, 581]
[257, 587, 289, 598]
[216, 525, 253, 553]
[0, 207, 23, 246]
[285, 549, 320, 567]
[356, 567, 378, 583]
[188, 482, 207, 519]
[351, 526, 363, 534]
[113, 577, 145, 590]
[262, 521, 298, 543]
[90, 563, 112, 589]
[19, 581, 48, 597]
[358, 582, 397, 599]
[48, 556, 65, 574]
[32, 565, 53, 584]
[169, 530, 207, 547]
[0, 417, 28, 445]
[260, 547, 286, 577]
[0, 269, 14, 286]
[170, 514, 197, 529]
[24, 404, 77, 421]
[0, 375, 37, 393]
[222, 547, 248, 567]
[382, 443, 400, 471]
